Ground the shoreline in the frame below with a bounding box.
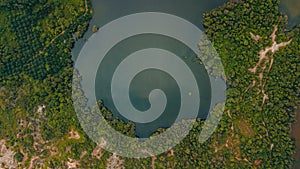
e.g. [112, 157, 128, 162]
[291, 108, 300, 169]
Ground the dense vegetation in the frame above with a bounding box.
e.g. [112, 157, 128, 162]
[0, 0, 299, 168]
[0, 0, 91, 80]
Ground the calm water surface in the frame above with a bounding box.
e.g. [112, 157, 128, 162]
[279, 0, 300, 28]
[72, 0, 228, 59]
[72, 0, 226, 137]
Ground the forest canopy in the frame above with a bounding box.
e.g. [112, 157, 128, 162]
[0, 0, 299, 168]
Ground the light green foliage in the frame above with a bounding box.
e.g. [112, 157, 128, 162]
[0, 0, 299, 168]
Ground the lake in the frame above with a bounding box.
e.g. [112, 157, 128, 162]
[72, 0, 227, 138]
[279, 0, 300, 29]
[72, 0, 228, 59]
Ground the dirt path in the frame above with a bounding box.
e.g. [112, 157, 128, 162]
[32, 0, 90, 60]
[243, 25, 295, 168]
[36, 30, 66, 57]
[20, 148, 28, 165]
[106, 153, 125, 169]
[28, 156, 39, 169]
[0, 140, 17, 169]
[84, 0, 89, 14]
[247, 25, 292, 106]
[141, 150, 157, 169]
[68, 129, 80, 139]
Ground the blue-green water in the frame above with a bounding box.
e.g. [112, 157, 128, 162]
[72, 0, 228, 59]
[279, 0, 300, 29]
[72, 0, 227, 138]
[94, 33, 211, 137]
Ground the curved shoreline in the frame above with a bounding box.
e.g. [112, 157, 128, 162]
[292, 108, 300, 169]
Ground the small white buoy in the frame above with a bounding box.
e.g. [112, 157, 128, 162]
[188, 92, 192, 96]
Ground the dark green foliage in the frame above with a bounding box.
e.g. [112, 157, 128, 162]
[0, 0, 299, 168]
[0, 0, 91, 80]
[15, 150, 24, 162]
